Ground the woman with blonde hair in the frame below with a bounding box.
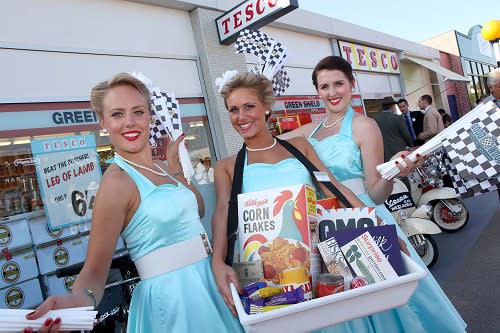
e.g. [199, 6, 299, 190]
[24, 72, 244, 333]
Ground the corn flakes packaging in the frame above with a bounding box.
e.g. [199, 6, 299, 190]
[237, 184, 318, 284]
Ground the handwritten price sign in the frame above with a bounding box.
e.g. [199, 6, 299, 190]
[31, 135, 102, 230]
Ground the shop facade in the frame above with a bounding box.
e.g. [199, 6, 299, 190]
[1, 0, 467, 309]
[423, 26, 498, 114]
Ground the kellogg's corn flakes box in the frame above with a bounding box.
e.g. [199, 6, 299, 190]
[237, 184, 318, 289]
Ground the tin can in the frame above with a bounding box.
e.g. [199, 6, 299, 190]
[316, 273, 344, 297]
[279, 266, 312, 300]
[350, 276, 369, 289]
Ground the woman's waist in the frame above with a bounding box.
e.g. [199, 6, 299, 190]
[132, 231, 212, 280]
[340, 178, 367, 196]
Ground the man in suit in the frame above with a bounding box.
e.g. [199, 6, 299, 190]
[398, 98, 424, 146]
[417, 94, 444, 142]
[372, 96, 413, 162]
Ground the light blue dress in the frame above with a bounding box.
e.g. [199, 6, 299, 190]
[241, 153, 425, 333]
[308, 106, 467, 333]
[114, 156, 244, 333]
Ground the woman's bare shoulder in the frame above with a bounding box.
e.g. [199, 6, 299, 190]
[99, 164, 135, 196]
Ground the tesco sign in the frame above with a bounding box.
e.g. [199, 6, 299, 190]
[339, 41, 400, 74]
[216, 0, 298, 45]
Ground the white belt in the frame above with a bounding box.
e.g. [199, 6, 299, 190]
[134, 232, 212, 280]
[341, 178, 367, 196]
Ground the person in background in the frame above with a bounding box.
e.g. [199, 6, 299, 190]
[195, 155, 209, 184]
[280, 55, 467, 332]
[398, 98, 424, 146]
[438, 108, 452, 128]
[25, 73, 243, 333]
[484, 68, 500, 108]
[417, 94, 444, 142]
[372, 96, 413, 162]
[203, 156, 214, 183]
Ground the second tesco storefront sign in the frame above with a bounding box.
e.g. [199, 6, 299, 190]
[339, 41, 400, 74]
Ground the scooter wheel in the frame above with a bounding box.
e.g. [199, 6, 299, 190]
[432, 199, 469, 232]
[419, 235, 439, 268]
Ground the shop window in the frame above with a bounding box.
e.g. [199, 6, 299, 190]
[0, 144, 41, 217]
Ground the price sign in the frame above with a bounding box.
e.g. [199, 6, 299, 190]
[31, 135, 102, 230]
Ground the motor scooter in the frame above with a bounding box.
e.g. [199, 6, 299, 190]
[412, 149, 469, 232]
[385, 149, 470, 267]
[386, 177, 442, 268]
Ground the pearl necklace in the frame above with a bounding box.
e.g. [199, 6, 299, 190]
[115, 153, 169, 177]
[246, 138, 277, 152]
[322, 115, 345, 129]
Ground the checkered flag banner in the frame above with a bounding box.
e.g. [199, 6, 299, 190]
[234, 29, 290, 95]
[444, 154, 499, 198]
[442, 105, 500, 182]
[235, 29, 275, 61]
[272, 68, 290, 96]
[377, 101, 500, 184]
[129, 72, 194, 183]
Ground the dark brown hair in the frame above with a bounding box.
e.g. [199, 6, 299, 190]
[312, 56, 355, 89]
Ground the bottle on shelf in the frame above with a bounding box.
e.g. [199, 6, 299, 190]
[20, 178, 32, 213]
[29, 176, 43, 211]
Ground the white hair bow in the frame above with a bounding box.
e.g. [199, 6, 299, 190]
[215, 70, 239, 93]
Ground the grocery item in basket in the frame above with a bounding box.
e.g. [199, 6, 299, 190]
[317, 236, 353, 281]
[248, 303, 292, 314]
[260, 237, 310, 283]
[350, 276, 369, 289]
[332, 225, 405, 276]
[316, 273, 344, 297]
[241, 296, 264, 314]
[340, 231, 398, 284]
[237, 184, 318, 284]
[242, 281, 267, 296]
[263, 287, 304, 306]
[248, 286, 283, 300]
[233, 260, 264, 288]
[317, 207, 376, 242]
[279, 266, 312, 300]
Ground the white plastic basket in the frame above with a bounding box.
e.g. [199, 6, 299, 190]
[231, 253, 426, 333]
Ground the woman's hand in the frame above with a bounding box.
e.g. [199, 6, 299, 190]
[212, 258, 241, 316]
[398, 236, 410, 256]
[391, 150, 424, 178]
[165, 133, 185, 169]
[24, 294, 80, 333]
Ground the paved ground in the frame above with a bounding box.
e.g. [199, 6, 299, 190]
[430, 191, 499, 333]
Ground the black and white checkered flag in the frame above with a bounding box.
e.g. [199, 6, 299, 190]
[149, 91, 181, 145]
[130, 72, 194, 183]
[235, 29, 275, 62]
[444, 155, 499, 198]
[234, 29, 290, 96]
[272, 68, 290, 96]
[442, 105, 500, 182]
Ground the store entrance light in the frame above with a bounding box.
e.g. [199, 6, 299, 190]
[0, 140, 12, 146]
[13, 138, 31, 145]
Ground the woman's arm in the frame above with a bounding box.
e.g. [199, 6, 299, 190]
[165, 135, 205, 217]
[277, 122, 317, 140]
[26, 168, 130, 325]
[211, 157, 240, 315]
[354, 116, 394, 204]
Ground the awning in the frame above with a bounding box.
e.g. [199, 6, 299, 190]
[404, 56, 471, 82]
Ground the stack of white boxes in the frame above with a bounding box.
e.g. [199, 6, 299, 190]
[0, 211, 127, 309]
